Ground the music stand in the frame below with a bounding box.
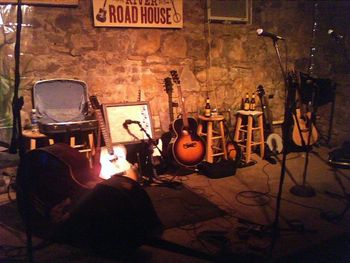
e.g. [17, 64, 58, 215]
[298, 73, 336, 146]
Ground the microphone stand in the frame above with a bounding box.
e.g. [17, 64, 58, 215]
[238, 37, 311, 260]
[268, 38, 295, 257]
[290, 81, 317, 198]
[134, 122, 163, 184]
[9, 2, 34, 263]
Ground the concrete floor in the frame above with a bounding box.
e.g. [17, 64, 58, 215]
[1, 145, 350, 262]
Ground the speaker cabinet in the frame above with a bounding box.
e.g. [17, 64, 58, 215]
[207, 0, 252, 24]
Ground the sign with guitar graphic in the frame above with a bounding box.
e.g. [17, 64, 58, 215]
[92, 0, 183, 28]
[0, 0, 78, 5]
[169, 70, 206, 167]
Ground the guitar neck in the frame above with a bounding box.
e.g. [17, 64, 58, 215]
[94, 109, 113, 153]
[257, 89, 274, 135]
[168, 93, 174, 122]
[176, 83, 189, 127]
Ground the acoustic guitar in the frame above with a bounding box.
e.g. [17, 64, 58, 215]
[169, 70, 206, 167]
[292, 108, 319, 147]
[289, 71, 319, 147]
[291, 3, 320, 148]
[89, 96, 138, 181]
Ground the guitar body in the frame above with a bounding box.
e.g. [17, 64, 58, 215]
[292, 109, 319, 147]
[171, 117, 206, 167]
[266, 133, 283, 154]
[99, 145, 138, 181]
[226, 141, 242, 163]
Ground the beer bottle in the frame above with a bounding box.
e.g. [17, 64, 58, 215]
[243, 93, 250, 111]
[249, 92, 256, 111]
[204, 97, 211, 117]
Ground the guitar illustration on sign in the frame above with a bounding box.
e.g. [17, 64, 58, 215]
[169, 70, 206, 167]
[89, 95, 138, 181]
[96, 0, 108, 23]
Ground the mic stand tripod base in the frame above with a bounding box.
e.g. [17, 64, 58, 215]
[290, 184, 316, 197]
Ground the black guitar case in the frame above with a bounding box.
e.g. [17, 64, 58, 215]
[197, 121, 241, 179]
[16, 143, 162, 254]
[328, 141, 350, 169]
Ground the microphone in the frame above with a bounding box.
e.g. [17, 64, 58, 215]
[256, 28, 285, 40]
[123, 119, 140, 128]
[328, 29, 343, 40]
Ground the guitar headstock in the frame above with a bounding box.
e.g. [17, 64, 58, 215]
[89, 95, 101, 110]
[170, 70, 180, 85]
[164, 77, 173, 95]
[256, 85, 265, 98]
[288, 70, 299, 85]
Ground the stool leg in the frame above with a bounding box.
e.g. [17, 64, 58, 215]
[88, 132, 95, 156]
[258, 115, 265, 159]
[30, 139, 36, 150]
[206, 121, 213, 163]
[70, 136, 76, 147]
[219, 121, 228, 159]
[234, 116, 242, 142]
[197, 122, 203, 136]
[246, 116, 253, 163]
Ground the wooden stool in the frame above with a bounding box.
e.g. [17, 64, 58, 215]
[197, 115, 228, 163]
[22, 129, 54, 150]
[234, 110, 265, 163]
[69, 131, 96, 159]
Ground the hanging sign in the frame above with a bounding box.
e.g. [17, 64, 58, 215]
[92, 0, 183, 28]
[0, 0, 78, 5]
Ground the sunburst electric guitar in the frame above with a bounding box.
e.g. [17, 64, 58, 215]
[89, 96, 138, 181]
[169, 70, 206, 167]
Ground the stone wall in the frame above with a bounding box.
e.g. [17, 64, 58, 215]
[0, 0, 349, 146]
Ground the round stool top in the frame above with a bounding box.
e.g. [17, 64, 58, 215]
[22, 129, 47, 139]
[236, 110, 263, 116]
[199, 114, 225, 121]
